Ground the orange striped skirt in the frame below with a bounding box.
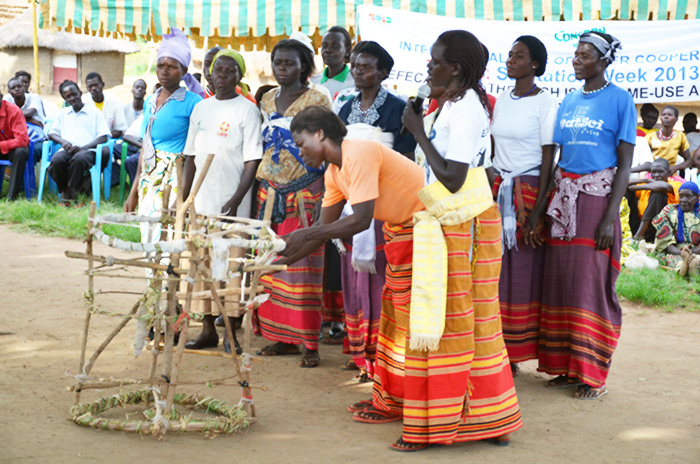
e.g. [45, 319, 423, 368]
[372, 206, 523, 444]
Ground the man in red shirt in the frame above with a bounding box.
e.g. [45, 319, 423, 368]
[0, 92, 30, 200]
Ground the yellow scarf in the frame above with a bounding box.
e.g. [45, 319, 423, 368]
[409, 166, 493, 352]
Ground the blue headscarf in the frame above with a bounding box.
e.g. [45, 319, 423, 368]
[677, 181, 700, 243]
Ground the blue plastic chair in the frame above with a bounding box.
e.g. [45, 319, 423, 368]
[37, 139, 59, 203]
[90, 138, 119, 209]
[0, 140, 36, 200]
[38, 137, 119, 208]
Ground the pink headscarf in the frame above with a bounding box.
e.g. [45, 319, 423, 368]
[158, 28, 205, 97]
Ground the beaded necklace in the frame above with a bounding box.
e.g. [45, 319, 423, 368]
[581, 81, 611, 95]
[658, 130, 674, 141]
[510, 84, 537, 100]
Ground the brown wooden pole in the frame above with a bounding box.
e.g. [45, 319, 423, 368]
[65, 250, 188, 273]
[83, 301, 140, 375]
[159, 154, 214, 433]
[162, 240, 200, 416]
[75, 201, 97, 403]
[147, 184, 172, 387]
[198, 264, 255, 416]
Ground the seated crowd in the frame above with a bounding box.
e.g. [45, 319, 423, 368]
[625, 102, 700, 274]
[0, 69, 145, 204]
[3, 25, 700, 452]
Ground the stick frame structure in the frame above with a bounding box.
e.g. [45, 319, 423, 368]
[66, 155, 284, 440]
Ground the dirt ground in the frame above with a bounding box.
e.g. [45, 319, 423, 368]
[0, 224, 698, 464]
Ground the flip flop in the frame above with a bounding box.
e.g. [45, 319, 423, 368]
[574, 384, 608, 400]
[347, 400, 373, 413]
[323, 327, 345, 345]
[510, 363, 520, 377]
[484, 437, 511, 447]
[353, 371, 372, 383]
[352, 407, 401, 424]
[339, 360, 359, 371]
[299, 350, 320, 368]
[390, 439, 429, 452]
[544, 375, 584, 389]
[256, 342, 300, 356]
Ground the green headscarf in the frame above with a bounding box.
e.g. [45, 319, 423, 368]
[209, 49, 249, 96]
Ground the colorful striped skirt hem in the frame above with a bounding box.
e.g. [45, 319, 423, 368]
[538, 192, 622, 388]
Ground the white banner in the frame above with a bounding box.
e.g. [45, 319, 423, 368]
[357, 5, 700, 103]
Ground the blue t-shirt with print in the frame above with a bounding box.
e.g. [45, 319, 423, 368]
[553, 84, 636, 175]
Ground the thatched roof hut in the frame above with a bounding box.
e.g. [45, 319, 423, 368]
[0, 11, 139, 93]
[0, 0, 28, 28]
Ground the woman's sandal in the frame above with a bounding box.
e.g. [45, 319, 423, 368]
[339, 360, 359, 371]
[389, 438, 430, 452]
[299, 349, 320, 368]
[323, 330, 344, 345]
[510, 363, 520, 377]
[574, 384, 608, 400]
[484, 435, 511, 447]
[352, 406, 401, 424]
[353, 370, 372, 383]
[255, 342, 300, 356]
[347, 399, 373, 413]
[544, 375, 583, 389]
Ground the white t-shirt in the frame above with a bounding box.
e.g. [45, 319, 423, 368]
[426, 89, 490, 185]
[184, 96, 263, 217]
[310, 66, 355, 101]
[82, 93, 128, 132]
[491, 89, 558, 173]
[122, 102, 144, 127]
[632, 135, 653, 166]
[125, 114, 143, 139]
[686, 131, 700, 155]
[3, 92, 46, 124]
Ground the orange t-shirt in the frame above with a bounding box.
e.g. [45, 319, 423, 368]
[322, 139, 425, 225]
[636, 179, 682, 218]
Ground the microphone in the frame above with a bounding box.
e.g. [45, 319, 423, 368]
[400, 84, 431, 136]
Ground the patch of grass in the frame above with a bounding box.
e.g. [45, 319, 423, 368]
[124, 38, 157, 78]
[616, 266, 700, 311]
[0, 191, 140, 242]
